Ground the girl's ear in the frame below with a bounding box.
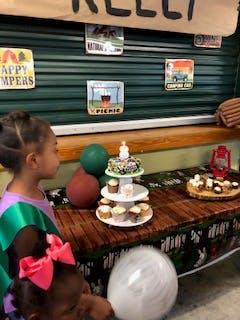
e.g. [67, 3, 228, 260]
[28, 314, 40, 320]
[26, 152, 39, 169]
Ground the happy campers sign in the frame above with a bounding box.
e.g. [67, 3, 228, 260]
[0, 0, 239, 36]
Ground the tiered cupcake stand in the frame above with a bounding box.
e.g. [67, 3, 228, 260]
[96, 169, 153, 227]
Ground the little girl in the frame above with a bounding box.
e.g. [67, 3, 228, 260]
[11, 233, 85, 319]
[10, 233, 114, 320]
[0, 111, 113, 319]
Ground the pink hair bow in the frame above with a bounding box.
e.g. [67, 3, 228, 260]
[19, 234, 75, 290]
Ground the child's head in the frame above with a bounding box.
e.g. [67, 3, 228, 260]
[10, 234, 85, 320]
[0, 111, 59, 177]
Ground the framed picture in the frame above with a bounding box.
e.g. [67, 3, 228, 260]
[194, 35, 222, 48]
[87, 80, 124, 115]
[0, 48, 35, 89]
[165, 59, 194, 91]
[85, 24, 124, 55]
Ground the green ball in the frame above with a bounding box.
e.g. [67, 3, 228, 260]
[99, 174, 111, 189]
[80, 144, 110, 177]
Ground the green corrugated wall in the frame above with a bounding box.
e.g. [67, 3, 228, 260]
[0, 15, 239, 126]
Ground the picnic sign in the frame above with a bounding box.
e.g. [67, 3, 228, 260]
[0, 0, 238, 36]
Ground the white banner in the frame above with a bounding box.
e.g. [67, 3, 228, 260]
[0, 0, 239, 36]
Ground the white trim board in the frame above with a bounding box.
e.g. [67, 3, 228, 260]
[52, 115, 215, 136]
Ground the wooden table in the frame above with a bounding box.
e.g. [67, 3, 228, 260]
[54, 169, 240, 288]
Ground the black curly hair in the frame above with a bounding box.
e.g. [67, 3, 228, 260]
[9, 239, 80, 319]
[0, 111, 51, 173]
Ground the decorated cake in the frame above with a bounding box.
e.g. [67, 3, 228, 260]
[107, 141, 142, 175]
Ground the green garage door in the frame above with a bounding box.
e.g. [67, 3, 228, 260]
[0, 15, 239, 129]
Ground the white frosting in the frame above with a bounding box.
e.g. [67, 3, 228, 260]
[99, 205, 111, 213]
[129, 206, 141, 214]
[194, 174, 201, 182]
[223, 180, 231, 186]
[206, 179, 213, 187]
[137, 203, 150, 211]
[214, 186, 222, 193]
[112, 205, 126, 215]
[100, 198, 111, 204]
[108, 178, 119, 186]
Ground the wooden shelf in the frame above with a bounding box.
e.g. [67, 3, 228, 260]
[57, 124, 240, 162]
[1, 124, 240, 170]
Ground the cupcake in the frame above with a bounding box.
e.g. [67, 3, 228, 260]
[98, 197, 113, 207]
[205, 178, 213, 190]
[120, 183, 134, 198]
[223, 180, 232, 193]
[137, 203, 151, 217]
[128, 205, 141, 217]
[195, 181, 204, 192]
[214, 186, 222, 194]
[218, 182, 224, 190]
[107, 178, 119, 193]
[189, 178, 197, 187]
[111, 205, 126, 222]
[98, 205, 112, 219]
[232, 182, 239, 189]
[137, 195, 150, 204]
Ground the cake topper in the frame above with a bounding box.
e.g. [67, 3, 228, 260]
[119, 141, 129, 160]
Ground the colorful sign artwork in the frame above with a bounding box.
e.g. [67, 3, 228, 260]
[0, 1, 238, 36]
[87, 80, 124, 115]
[165, 59, 194, 91]
[86, 24, 123, 55]
[0, 48, 35, 89]
[194, 35, 222, 48]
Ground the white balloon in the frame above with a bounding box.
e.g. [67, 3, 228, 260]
[107, 246, 178, 320]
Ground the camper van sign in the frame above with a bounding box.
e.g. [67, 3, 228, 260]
[87, 80, 124, 115]
[165, 59, 194, 91]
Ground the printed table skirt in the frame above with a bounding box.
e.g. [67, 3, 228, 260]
[51, 167, 240, 294]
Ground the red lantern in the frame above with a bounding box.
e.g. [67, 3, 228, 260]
[210, 145, 231, 179]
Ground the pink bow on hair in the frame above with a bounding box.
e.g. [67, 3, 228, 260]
[19, 234, 75, 290]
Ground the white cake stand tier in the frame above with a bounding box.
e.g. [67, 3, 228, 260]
[103, 169, 147, 210]
[105, 168, 144, 190]
[101, 184, 148, 210]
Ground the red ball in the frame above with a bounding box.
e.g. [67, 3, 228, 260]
[66, 167, 100, 208]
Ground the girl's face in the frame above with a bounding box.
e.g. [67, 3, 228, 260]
[36, 130, 60, 179]
[41, 271, 85, 320]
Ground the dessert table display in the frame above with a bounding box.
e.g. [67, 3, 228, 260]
[49, 166, 240, 296]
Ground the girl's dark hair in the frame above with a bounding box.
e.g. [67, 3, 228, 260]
[10, 238, 79, 319]
[0, 111, 51, 173]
